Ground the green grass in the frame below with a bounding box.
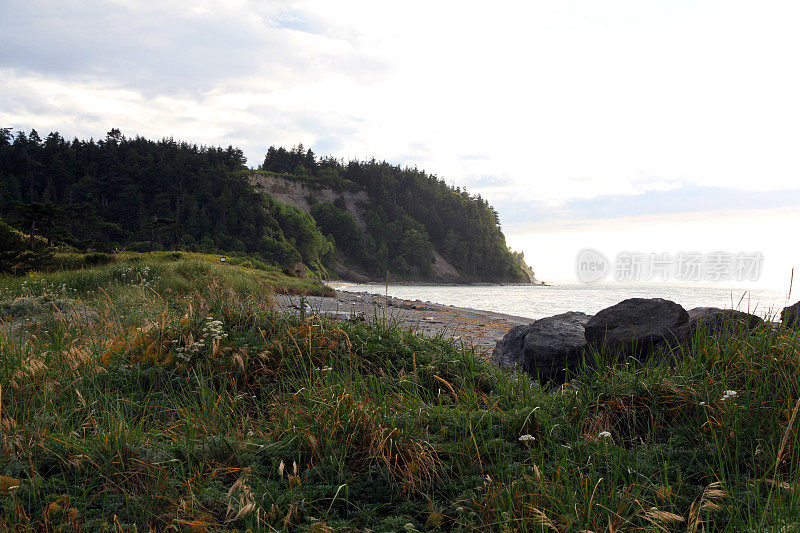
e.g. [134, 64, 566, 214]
[0, 259, 799, 531]
[27, 250, 334, 297]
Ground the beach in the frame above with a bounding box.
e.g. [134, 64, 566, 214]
[274, 289, 533, 358]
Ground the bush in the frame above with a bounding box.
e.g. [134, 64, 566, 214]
[0, 218, 54, 274]
[84, 252, 115, 266]
[89, 241, 115, 254]
[126, 241, 150, 252]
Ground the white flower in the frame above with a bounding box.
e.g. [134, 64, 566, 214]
[598, 431, 612, 439]
[518, 434, 536, 442]
[699, 401, 706, 406]
[721, 390, 737, 401]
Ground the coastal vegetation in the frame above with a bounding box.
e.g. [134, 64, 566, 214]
[1, 256, 798, 530]
[0, 129, 529, 282]
[260, 145, 527, 281]
[0, 218, 54, 274]
[0, 128, 332, 276]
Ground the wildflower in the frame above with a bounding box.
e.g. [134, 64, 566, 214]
[518, 434, 536, 442]
[598, 431, 612, 439]
[699, 401, 706, 406]
[721, 390, 737, 401]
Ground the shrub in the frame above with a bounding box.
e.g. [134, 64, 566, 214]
[89, 241, 115, 254]
[162, 252, 185, 261]
[84, 252, 115, 266]
[0, 218, 54, 274]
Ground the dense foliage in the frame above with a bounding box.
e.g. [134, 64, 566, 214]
[0, 129, 329, 271]
[0, 218, 53, 274]
[263, 146, 529, 281]
[310, 201, 366, 259]
[0, 128, 529, 281]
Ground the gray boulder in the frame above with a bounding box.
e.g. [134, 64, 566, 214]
[493, 311, 591, 383]
[492, 324, 530, 370]
[584, 298, 688, 361]
[781, 301, 800, 329]
[669, 307, 764, 353]
[687, 307, 763, 333]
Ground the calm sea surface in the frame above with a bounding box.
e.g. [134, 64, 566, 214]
[331, 281, 791, 320]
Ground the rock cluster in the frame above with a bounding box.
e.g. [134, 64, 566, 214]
[583, 298, 688, 360]
[492, 297, 791, 384]
[781, 301, 800, 329]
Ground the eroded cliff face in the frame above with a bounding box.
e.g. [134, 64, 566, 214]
[248, 172, 369, 228]
[248, 172, 461, 280]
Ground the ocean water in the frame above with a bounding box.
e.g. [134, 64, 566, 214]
[331, 281, 792, 320]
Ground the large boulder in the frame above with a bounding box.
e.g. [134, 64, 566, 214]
[492, 324, 530, 370]
[493, 311, 591, 383]
[781, 301, 800, 329]
[584, 298, 688, 361]
[669, 307, 763, 353]
[687, 307, 763, 333]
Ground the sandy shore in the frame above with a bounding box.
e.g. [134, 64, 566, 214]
[274, 289, 533, 358]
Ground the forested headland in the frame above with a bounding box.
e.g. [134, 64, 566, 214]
[0, 128, 532, 282]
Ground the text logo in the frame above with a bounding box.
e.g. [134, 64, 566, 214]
[576, 248, 610, 282]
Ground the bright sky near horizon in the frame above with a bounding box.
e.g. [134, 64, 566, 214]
[1, 1, 799, 289]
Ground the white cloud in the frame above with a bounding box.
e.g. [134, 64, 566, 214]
[2, 0, 800, 283]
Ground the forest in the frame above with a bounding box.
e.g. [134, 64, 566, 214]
[261, 145, 530, 280]
[0, 129, 531, 281]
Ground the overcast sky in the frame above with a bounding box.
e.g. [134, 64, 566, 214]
[2, 1, 799, 288]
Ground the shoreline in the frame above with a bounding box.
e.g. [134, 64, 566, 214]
[274, 289, 533, 358]
[324, 280, 551, 288]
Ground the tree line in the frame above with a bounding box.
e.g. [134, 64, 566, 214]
[262, 146, 530, 281]
[0, 128, 333, 271]
[0, 128, 531, 281]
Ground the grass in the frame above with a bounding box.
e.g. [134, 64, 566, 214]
[30, 250, 334, 297]
[0, 256, 799, 531]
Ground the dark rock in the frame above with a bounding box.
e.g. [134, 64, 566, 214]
[781, 301, 800, 329]
[687, 307, 763, 333]
[668, 307, 764, 354]
[523, 312, 591, 382]
[493, 312, 591, 383]
[584, 298, 688, 361]
[492, 324, 530, 370]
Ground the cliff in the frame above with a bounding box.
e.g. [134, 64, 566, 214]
[249, 172, 463, 281]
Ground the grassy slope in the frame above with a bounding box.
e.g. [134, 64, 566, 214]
[1, 257, 799, 531]
[40, 251, 334, 296]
